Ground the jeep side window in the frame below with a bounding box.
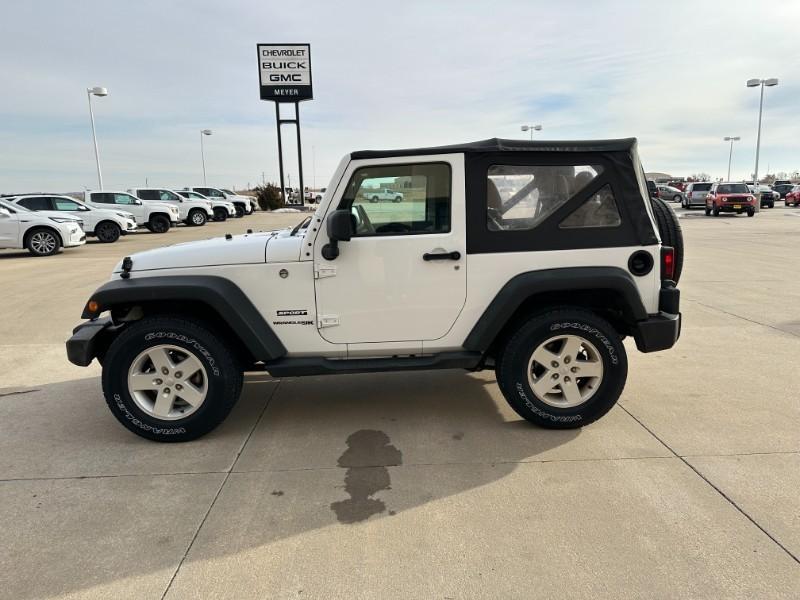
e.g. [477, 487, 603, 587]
[487, 165, 602, 231]
[340, 162, 451, 236]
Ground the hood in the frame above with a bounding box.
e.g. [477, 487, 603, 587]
[113, 230, 282, 273]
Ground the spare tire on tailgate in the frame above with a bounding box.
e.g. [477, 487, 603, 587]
[650, 196, 684, 284]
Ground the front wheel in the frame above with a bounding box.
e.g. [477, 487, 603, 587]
[495, 309, 627, 429]
[95, 221, 121, 243]
[188, 209, 207, 226]
[394, 196, 403, 203]
[371, 196, 379, 203]
[25, 227, 61, 256]
[213, 207, 228, 222]
[147, 214, 171, 233]
[713, 204, 720, 216]
[101, 316, 243, 442]
[747, 208, 755, 217]
[234, 205, 245, 218]
[705, 205, 711, 216]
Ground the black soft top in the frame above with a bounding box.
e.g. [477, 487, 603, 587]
[350, 138, 637, 159]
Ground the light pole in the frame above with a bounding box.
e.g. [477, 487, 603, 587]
[86, 86, 108, 189]
[746, 78, 778, 186]
[200, 129, 212, 185]
[723, 136, 740, 181]
[520, 124, 542, 140]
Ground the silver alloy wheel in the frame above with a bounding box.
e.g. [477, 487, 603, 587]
[30, 231, 57, 254]
[526, 334, 604, 408]
[127, 344, 208, 420]
[191, 211, 205, 225]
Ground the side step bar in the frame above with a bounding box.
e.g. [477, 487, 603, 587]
[261, 351, 482, 377]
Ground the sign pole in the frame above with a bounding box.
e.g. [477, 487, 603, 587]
[275, 103, 287, 204]
[295, 102, 304, 204]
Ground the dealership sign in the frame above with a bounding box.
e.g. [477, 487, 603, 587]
[257, 43, 312, 102]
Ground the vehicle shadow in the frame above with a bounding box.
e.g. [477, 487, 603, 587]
[0, 370, 581, 599]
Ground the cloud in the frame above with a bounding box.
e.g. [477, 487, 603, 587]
[0, 0, 798, 191]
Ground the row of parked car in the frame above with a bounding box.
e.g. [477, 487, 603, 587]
[651, 180, 800, 211]
[0, 186, 258, 256]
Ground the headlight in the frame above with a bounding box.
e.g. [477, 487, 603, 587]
[49, 217, 77, 224]
[116, 212, 133, 219]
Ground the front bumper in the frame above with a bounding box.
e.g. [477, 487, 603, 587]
[65, 228, 86, 247]
[633, 281, 681, 352]
[718, 204, 754, 213]
[66, 316, 117, 366]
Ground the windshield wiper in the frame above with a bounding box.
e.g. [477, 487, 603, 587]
[290, 216, 312, 236]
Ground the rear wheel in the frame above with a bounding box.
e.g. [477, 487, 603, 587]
[213, 207, 228, 221]
[188, 209, 207, 226]
[673, 194, 681, 203]
[649, 196, 684, 283]
[25, 227, 61, 256]
[101, 316, 243, 442]
[147, 214, 170, 233]
[495, 309, 627, 429]
[95, 221, 121, 243]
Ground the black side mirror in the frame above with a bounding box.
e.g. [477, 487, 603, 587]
[322, 209, 354, 260]
[327, 209, 353, 241]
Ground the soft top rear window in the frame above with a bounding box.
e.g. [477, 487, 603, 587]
[692, 183, 712, 191]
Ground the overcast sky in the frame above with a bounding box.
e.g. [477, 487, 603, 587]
[1, 0, 798, 192]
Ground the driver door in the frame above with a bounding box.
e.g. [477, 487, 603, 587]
[313, 156, 467, 348]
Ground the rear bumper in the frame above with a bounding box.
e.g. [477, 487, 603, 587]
[66, 316, 117, 367]
[633, 281, 681, 352]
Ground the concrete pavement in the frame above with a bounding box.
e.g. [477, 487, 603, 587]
[1, 206, 798, 599]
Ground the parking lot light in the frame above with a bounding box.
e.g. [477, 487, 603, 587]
[520, 124, 542, 141]
[87, 86, 108, 189]
[746, 78, 778, 192]
[723, 136, 740, 181]
[200, 129, 212, 185]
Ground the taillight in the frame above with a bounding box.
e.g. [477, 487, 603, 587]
[661, 246, 675, 281]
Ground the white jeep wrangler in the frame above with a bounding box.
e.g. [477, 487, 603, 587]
[67, 138, 683, 442]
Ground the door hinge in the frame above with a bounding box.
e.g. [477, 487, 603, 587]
[318, 314, 340, 328]
[314, 266, 337, 279]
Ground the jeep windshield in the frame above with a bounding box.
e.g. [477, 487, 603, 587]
[717, 184, 749, 194]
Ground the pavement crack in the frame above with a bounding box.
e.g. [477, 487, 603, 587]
[618, 404, 800, 566]
[159, 380, 282, 600]
[0, 388, 40, 398]
[686, 298, 800, 339]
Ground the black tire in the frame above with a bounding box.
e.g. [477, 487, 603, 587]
[713, 205, 720, 217]
[213, 207, 228, 222]
[672, 195, 680, 202]
[394, 196, 403, 203]
[747, 208, 755, 217]
[649, 196, 684, 284]
[95, 221, 121, 243]
[188, 209, 207, 226]
[705, 205, 711, 216]
[495, 309, 627, 429]
[24, 227, 61, 256]
[371, 196, 379, 203]
[101, 316, 243, 442]
[234, 204, 245, 218]
[148, 214, 170, 233]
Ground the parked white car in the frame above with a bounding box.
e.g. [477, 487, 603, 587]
[187, 187, 252, 217]
[8, 195, 136, 243]
[129, 188, 213, 226]
[174, 190, 235, 221]
[220, 188, 258, 213]
[0, 199, 85, 256]
[83, 190, 179, 233]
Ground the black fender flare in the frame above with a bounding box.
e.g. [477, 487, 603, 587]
[463, 267, 648, 352]
[82, 275, 287, 361]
